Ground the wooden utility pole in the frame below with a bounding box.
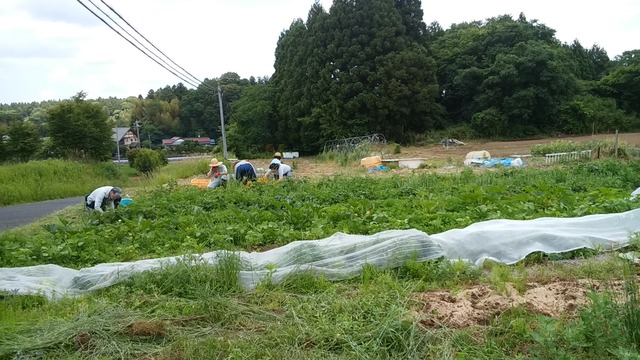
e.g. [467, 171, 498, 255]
[115, 129, 121, 167]
[217, 83, 228, 160]
[614, 130, 619, 158]
[134, 121, 141, 148]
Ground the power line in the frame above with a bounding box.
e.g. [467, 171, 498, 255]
[99, 0, 211, 89]
[76, 0, 200, 89]
[77, 0, 229, 158]
[84, 0, 200, 88]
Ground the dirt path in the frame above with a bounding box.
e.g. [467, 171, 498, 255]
[268, 132, 640, 179]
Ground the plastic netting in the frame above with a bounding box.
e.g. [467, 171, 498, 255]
[1, 208, 639, 298]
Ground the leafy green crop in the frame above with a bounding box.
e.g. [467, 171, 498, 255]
[1, 159, 639, 269]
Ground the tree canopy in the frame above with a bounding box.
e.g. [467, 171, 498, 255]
[46, 92, 113, 161]
[2, 2, 639, 161]
[271, 0, 443, 151]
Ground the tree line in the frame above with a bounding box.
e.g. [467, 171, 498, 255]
[1, 0, 639, 162]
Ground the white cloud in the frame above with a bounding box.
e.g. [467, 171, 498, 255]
[0, 0, 638, 103]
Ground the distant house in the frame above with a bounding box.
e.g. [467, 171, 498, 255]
[113, 127, 139, 148]
[186, 137, 215, 146]
[162, 136, 184, 147]
[162, 136, 215, 148]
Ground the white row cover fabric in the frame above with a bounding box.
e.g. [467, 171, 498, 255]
[1, 208, 639, 298]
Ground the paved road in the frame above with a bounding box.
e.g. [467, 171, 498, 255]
[0, 197, 84, 232]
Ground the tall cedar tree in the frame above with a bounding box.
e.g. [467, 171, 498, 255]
[272, 0, 442, 151]
[227, 83, 277, 157]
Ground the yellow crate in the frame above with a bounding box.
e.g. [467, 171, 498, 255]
[190, 178, 210, 189]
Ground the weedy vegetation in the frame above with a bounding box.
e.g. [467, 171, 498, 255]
[531, 139, 632, 158]
[0, 157, 213, 206]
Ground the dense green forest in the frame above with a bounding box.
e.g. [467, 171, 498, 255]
[1, 0, 639, 160]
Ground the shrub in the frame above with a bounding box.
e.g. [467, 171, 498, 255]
[129, 148, 167, 174]
[393, 144, 402, 154]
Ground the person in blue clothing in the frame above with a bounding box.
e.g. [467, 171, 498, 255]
[232, 159, 257, 184]
[85, 186, 122, 213]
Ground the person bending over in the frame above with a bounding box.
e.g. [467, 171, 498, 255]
[233, 159, 257, 184]
[85, 186, 122, 213]
[264, 159, 293, 181]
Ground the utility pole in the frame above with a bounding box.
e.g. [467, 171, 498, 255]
[115, 128, 121, 167]
[134, 121, 141, 148]
[217, 83, 229, 159]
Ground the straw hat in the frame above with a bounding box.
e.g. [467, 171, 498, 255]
[274, 152, 282, 158]
[209, 158, 223, 167]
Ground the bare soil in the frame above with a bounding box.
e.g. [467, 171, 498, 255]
[412, 279, 628, 328]
[280, 132, 640, 179]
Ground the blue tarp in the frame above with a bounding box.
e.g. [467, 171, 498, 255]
[480, 158, 524, 167]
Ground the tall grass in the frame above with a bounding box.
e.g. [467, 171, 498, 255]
[3, 257, 639, 359]
[134, 158, 210, 187]
[318, 141, 386, 166]
[0, 159, 129, 206]
[0, 158, 212, 206]
[531, 139, 631, 157]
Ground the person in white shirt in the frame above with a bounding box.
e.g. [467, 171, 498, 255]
[263, 159, 293, 181]
[85, 186, 122, 213]
[207, 158, 228, 188]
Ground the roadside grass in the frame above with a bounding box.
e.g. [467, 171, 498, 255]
[0, 160, 129, 206]
[0, 158, 211, 206]
[129, 158, 211, 188]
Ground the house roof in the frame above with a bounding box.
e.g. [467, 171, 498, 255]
[162, 137, 182, 145]
[185, 137, 211, 144]
[162, 137, 212, 146]
[112, 127, 132, 142]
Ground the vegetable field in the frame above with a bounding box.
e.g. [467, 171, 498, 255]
[1, 158, 640, 359]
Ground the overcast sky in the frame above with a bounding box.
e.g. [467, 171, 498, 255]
[1, 0, 638, 104]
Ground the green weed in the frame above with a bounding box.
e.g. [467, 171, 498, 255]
[120, 254, 243, 298]
[396, 258, 481, 290]
[0, 159, 128, 206]
[531, 139, 631, 158]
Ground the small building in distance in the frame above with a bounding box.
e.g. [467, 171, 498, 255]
[162, 136, 216, 148]
[113, 127, 139, 148]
